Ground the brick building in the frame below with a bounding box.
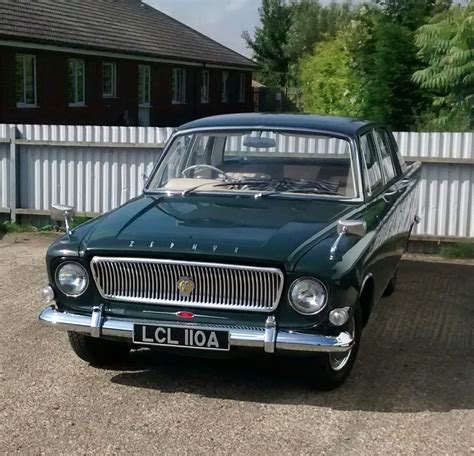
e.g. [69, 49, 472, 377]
[0, 0, 256, 126]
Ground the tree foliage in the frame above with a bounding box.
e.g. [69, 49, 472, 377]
[242, 0, 293, 87]
[300, 34, 361, 116]
[413, 3, 474, 129]
[346, 5, 429, 129]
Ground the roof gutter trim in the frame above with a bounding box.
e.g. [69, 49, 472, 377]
[0, 39, 257, 70]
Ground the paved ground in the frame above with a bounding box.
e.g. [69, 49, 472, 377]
[0, 234, 472, 455]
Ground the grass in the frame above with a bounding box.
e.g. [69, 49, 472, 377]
[440, 242, 474, 260]
[0, 221, 56, 234]
[0, 216, 93, 235]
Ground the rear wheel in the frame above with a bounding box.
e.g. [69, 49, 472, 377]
[309, 302, 362, 390]
[383, 269, 398, 297]
[67, 332, 130, 366]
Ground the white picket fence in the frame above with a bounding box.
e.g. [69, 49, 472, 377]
[0, 124, 472, 239]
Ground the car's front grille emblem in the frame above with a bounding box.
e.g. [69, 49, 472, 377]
[177, 277, 195, 297]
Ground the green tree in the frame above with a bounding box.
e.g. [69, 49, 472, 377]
[346, 3, 434, 129]
[242, 0, 293, 87]
[300, 34, 361, 116]
[286, 0, 352, 59]
[286, 0, 353, 83]
[413, 3, 474, 129]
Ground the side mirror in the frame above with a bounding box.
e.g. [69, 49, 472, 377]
[337, 219, 367, 237]
[51, 204, 75, 236]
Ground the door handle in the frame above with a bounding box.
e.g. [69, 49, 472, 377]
[383, 190, 398, 202]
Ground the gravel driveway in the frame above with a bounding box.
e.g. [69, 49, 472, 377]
[0, 234, 472, 455]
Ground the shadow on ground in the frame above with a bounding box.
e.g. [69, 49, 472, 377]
[110, 260, 473, 413]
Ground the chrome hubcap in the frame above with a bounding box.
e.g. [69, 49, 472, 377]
[329, 316, 355, 372]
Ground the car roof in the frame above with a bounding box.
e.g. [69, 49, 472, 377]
[177, 113, 376, 136]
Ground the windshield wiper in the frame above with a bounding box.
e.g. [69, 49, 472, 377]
[182, 179, 271, 196]
[256, 179, 343, 198]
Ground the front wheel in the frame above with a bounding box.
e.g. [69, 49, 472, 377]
[309, 302, 362, 390]
[67, 332, 130, 366]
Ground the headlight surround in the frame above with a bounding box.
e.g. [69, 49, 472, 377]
[288, 277, 328, 315]
[55, 262, 89, 297]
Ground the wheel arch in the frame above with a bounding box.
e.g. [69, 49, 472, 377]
[359, 273, 375, 327]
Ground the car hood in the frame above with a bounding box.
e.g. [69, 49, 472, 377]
[80, 194, 355, 267]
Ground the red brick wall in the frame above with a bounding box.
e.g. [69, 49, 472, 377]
[0, 46, 254, 127]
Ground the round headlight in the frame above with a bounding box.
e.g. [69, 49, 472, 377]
[288, 277, 328, 315]
[55, 262, 89, 297]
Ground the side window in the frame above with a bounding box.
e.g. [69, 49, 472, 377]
[372, 129, 398, 181]
[360, 133, 383, 196]
[389, 132, 407, 173]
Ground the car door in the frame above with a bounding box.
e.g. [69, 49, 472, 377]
[360, 129, 401, 300]
[371, 128, 406, 284]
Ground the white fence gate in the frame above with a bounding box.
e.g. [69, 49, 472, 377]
[0, 124, 472, 239]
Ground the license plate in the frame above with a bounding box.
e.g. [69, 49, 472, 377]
[133, 324, 230, 351]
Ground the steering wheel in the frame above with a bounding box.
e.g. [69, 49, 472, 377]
[181, 164, 227, 180]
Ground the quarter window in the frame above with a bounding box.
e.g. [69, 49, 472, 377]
[360, 133, 383, 196]
[138, 64, 151, 106]
[172, 68, 186, 104]
[239, 73, 246, 103]
[102, 62, 117, 97]
[372, 129, 397, 182]
[68, 58, 85, 106]
[222, 71, 230, 103]
[16, 54, 37, 106]
[201, 70, 209, 104]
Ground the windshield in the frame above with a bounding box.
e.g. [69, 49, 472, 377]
[147, 129, 358, 198]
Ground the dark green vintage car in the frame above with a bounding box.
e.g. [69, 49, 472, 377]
[39, 114, 420, 389]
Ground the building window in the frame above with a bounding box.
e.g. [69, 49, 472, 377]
[103, 62, 117, 98]
[201, 70, 210, 104]
[16, 54, 37, 107]
[222, 71, 229, 103]
[172, 68, 186, 104]
[68, 58, 85, 106]
[239, 73, 246, 103]
[138, 65, 151, 106]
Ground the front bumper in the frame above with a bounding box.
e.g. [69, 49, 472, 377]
[39, 306, 354, 354]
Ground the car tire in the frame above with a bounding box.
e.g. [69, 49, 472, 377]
[67, 331, 130, 366]
[309, 301, 362, 391]
[383, 269, 398, 297]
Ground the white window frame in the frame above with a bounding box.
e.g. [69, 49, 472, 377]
[239, 73, 246, 103]
[138, 64, 151, 107]
[16, 54, 37, 108]
[172, 68, 187, 104]
[102, 62, 117, 98]
[201, 70, 210, 104]
[69, 58, 85, 107]
[222, 71, 229, 103]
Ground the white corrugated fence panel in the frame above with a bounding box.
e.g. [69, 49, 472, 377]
[13, 124, 174, 144]
[0, 143, 10, 209]
[415, 163, 473, 238]
[394, 132, 473, 160]
[19, 146, 160, 213]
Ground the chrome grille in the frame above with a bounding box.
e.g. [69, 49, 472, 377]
[90, 257, 284, 312]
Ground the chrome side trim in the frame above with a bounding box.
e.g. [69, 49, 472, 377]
[39, 307, 353, 354]
[90, 257, 285, 313]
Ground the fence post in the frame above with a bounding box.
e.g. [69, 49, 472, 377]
[9, 126, 17, 223]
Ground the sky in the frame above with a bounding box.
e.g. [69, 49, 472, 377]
[146, 0, 259, 57]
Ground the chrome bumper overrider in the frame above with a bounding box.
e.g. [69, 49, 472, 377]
[38, 306, 354, 354]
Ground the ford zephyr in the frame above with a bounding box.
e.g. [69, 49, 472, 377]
[39, 114, 420, 389]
